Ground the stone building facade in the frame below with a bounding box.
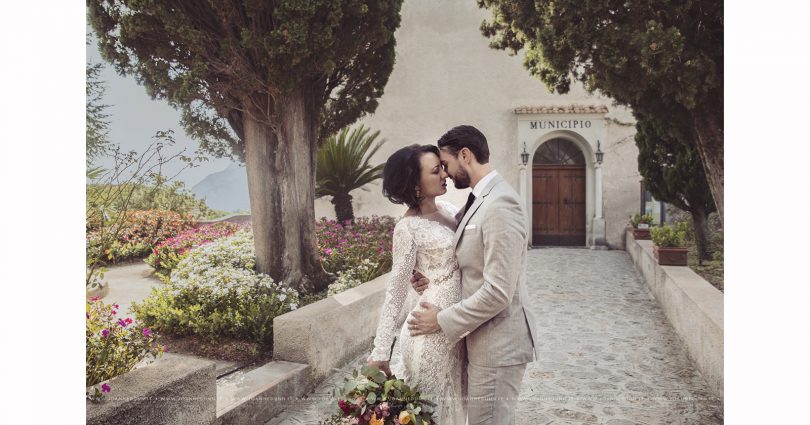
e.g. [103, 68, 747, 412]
[314, 0, 641, 249]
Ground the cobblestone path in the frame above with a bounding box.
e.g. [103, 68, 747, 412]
[268, 248, 723, 424]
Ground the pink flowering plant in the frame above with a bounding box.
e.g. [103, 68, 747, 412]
[86, 297, 164, 402]
[322, 365, 436, 425]
[317, 216, 395, 280]
[145, 221, 244, 281]
[87, 209, 196, 265]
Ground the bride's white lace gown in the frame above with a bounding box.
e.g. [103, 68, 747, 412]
[369, 201, 467, 424]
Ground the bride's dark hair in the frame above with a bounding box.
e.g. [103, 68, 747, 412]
[382, 144, 440, 210]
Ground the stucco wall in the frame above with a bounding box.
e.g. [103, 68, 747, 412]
[315, 0, 641, 250]
[603, 114, 641, 248]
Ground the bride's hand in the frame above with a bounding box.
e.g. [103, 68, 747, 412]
[367, 360, 392, 377]
[411, 271, 429, 295]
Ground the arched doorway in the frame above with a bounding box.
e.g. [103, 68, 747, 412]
[532, 138, 587, 246]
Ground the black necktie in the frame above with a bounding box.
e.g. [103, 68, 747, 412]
[464, 192, 476, 214]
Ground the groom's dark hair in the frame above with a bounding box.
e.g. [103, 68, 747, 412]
[437, 125, 490, 164]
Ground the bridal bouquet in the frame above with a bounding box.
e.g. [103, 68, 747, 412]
[322, 365, 436, 425]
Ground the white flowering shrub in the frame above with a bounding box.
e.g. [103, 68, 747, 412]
[327, 258, 381, 296]
[132, 229, 299, 345]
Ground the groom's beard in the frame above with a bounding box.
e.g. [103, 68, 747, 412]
[452, 167, 471, 189]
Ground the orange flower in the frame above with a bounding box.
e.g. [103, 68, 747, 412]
[370, 414, 383, 425]
[398, 411, 411, 424]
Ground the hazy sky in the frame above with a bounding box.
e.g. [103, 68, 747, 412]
[86, 35, 236, 188]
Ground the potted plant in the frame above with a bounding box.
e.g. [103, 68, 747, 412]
[629, 213, 655, 239]
[650, 222, 689, 266]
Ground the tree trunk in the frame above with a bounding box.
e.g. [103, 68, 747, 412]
[690, 206, 712, 263]
[242, 89, 332, 294]
[332, 193, 354, 224]
[691, 107, 724, 225]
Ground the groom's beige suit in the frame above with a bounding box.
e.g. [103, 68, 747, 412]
[437, 172, 538, 425]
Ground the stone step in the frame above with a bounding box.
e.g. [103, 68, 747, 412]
[215, 360, 314, 425]
[161, 352, 241, 377]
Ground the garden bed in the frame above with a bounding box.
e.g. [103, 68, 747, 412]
[108, 216, 394, 386]
[688, 244, 724, 292]
[158, 334, 272, 365]
[665, 209, 724, 292]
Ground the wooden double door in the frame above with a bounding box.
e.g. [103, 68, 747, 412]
[532, 166, 586, 246]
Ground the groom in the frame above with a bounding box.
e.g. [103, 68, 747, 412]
[408, 125, 538, 425]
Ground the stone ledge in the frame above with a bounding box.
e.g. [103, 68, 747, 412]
[199, 214, 252, 225]
[272, 272, 391, 380]
[86, 355, 217, 425]
[625, 230, 724, 400]
[212, 272, 397, 424]
[214, 361, 313, 425]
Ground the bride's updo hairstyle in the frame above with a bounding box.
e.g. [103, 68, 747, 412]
[383, 144, 440, 210]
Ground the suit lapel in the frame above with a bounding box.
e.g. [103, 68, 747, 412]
[454, 208, 466, 224]
[453, 175, 503, 249]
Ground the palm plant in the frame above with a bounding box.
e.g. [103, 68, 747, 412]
[316, 125, 385, 223]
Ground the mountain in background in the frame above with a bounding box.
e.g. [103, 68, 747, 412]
[191, 163, 250, 212]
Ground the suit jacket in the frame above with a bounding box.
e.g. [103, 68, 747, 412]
[436, 174, 539, 367]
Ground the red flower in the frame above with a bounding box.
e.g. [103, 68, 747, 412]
[338, 399, 354, 415]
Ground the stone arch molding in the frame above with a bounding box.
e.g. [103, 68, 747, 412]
[530, 130, 595, 164]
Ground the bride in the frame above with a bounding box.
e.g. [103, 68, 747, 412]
[367, 144, 467, 424]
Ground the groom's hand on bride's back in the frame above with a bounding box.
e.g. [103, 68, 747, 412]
[411, 271, 429, 294]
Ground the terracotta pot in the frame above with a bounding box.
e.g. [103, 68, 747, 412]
[653, 245, 688, 266]
[632, 228, 651, 240]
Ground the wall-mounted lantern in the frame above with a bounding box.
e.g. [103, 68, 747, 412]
[595, 140, 604, 164]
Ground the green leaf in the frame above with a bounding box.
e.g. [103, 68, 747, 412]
[361, 365, 376, 376]
[343, 380, 356, 395]
[372, 370, 387, 384]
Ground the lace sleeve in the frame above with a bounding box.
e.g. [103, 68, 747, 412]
[369, 219, 417, 361]
[437, 200, 460, 217]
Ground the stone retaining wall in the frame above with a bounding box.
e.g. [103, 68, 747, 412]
[86, 355, 216, 425]
[86, 272, 394, 424]
[625, 229, 724, 399]
[272, 272, 391, 380]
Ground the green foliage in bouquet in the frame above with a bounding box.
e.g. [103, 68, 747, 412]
[650, 222, 688, 248]
[132, 230, 299, 346]
[86, 298, 164, 401]
[322, 365, 436, 425]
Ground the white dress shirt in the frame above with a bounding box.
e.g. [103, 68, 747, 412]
[471, 170, 498, 197]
